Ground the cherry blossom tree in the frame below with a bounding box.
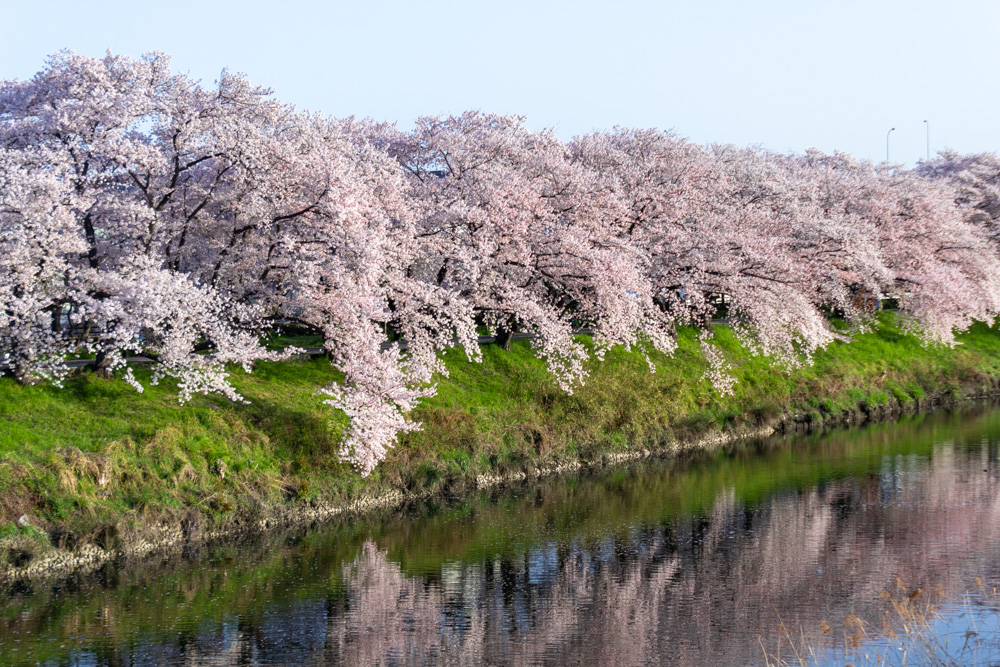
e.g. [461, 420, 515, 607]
[572, 133, 841, 383]
[5, 50, 1000, 476]
[917, 150, 1000, 244]
[382, 113, 692, 391]
[0, 52, 488, 473]
[0, 51, 284, 394]
[790, 150, 1000, 345]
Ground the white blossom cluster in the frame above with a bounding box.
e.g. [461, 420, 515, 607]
[3, 52, 1000, 474]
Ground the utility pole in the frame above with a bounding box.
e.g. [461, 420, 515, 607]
[886, 127, 895, 163]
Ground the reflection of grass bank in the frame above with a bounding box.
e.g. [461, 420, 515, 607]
[365, 405, 1000, 575]
[2, 313, 1000, 570]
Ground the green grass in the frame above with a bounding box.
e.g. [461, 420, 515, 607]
[1, 312, 1000, 561]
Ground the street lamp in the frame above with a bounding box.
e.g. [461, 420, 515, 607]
[886, 127, 895, 163]
[924, 120, 930, 160]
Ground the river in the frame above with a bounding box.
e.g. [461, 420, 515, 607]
[3, 405, 1000, 665]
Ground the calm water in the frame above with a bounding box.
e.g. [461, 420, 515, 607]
[4, 407, 1000, 666]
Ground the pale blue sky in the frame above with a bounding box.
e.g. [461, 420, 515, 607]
[2, 0, 998, 165]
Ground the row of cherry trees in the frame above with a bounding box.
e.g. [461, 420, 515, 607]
[3, 52, 1000, 474]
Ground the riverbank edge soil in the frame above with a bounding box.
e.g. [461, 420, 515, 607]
[3, 315, 1000, 582]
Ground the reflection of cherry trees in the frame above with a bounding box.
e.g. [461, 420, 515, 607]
[295, 443, 1000, 666]
[322, 541, 456, 664]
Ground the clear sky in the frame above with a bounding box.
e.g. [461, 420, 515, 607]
[2, 0, 998, 166]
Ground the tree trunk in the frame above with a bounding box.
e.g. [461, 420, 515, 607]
[93, 350, 115, 379]
[7, 342, 36, 385]
[51, 303, 63, 332]
[495, 325, 514, 350]
[13, 358, 36, 386]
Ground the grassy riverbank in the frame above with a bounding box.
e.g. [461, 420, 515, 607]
[3, 405, 998, 665]
[2, 312, 1000, 566]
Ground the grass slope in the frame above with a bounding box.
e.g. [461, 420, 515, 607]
[1, 313, 999, 560]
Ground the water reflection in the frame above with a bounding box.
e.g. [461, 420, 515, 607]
[4, 407, 1000, 665]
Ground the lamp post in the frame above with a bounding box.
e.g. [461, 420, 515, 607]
[886, 127, 895, 163]
[924, 120, 930, 160]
